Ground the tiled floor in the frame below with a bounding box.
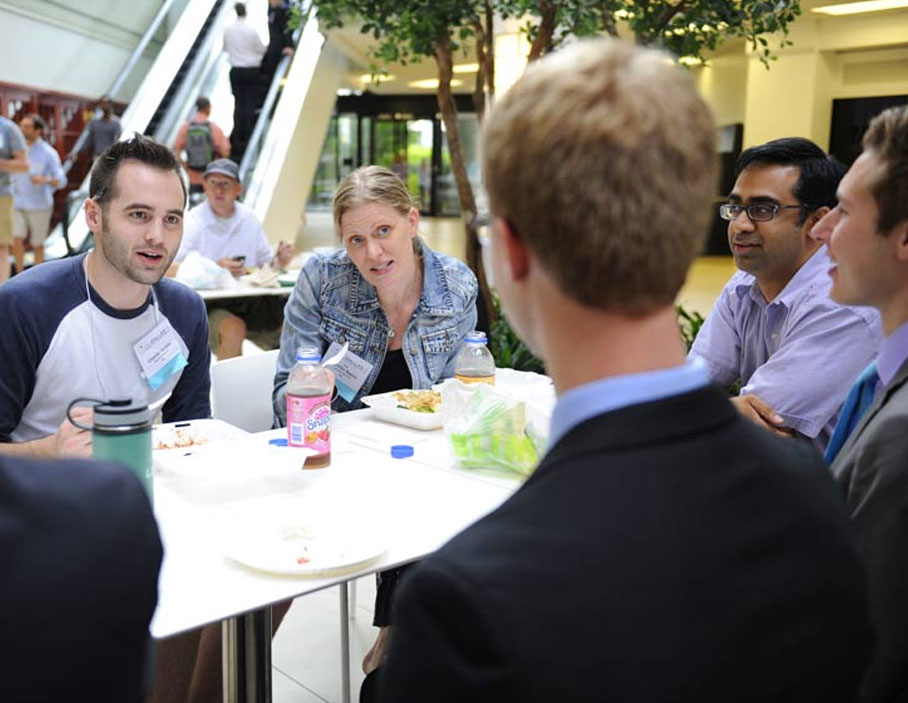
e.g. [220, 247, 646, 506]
[271, 577, 377, 703]
[262, 213, 736, 702]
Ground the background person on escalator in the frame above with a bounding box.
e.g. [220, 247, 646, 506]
[223, 2, 265, 162]
[173, 96, 231, 196]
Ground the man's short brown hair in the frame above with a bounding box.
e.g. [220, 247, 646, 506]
[861, 105, 908, 235]
[482, 40, 717, 316]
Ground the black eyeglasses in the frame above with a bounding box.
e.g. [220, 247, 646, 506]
[719, 202, 803, 222]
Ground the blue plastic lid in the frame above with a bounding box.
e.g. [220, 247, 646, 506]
[391, 444, 414, 459]
[464, 330, 487, 344]
[269, 438, 288, 446]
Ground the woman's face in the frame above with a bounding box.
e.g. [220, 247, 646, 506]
[339, 201, 420, 294]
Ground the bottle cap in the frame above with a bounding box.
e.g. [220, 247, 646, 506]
[464, 330, 487, 344]
[295, 345, 322, 363]
[269, 438, 288, 446]
[391, 444, 414, 459]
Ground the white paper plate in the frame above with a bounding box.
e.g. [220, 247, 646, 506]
[360, 390, 443, 430]
[153, 419, 250, 451]
[224, 524, 385, 576]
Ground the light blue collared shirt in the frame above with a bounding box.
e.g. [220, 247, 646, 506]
[690, 246, 882, 448]
[11, 138, 66, 210]
[876, 319, 908, 388]
[548, 359, 710, 451]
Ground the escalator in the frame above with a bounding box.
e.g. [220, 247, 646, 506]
[46, 0, 321, 261]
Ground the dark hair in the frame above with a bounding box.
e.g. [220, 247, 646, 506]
[89, 133, 187, 207]
[862, 105, 908, 235]
[195, 96, 211, 112]
[23, 113, 45, 132]
[235, 2, 246, 16]
[735, 137, 845, 224]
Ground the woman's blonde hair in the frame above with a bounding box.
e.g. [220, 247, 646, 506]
[332, 166, 417, 238]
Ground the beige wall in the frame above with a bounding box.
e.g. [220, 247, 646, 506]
[694, 9, 908, 150]
[261, 43, 346, 247]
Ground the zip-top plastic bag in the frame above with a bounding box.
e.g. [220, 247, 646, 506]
[439, 379, 543, 477]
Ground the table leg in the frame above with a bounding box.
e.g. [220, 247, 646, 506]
[340, 584, 351, 703]
[223, 608, 273, 703]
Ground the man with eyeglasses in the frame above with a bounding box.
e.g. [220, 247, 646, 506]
[169, 158, 294, 358]
[690, 137, 882, 451]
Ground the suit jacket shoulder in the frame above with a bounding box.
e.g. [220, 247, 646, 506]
[378, 385, 871, 703]
[0, 456, 163, 702]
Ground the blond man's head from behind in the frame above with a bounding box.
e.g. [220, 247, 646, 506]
[482, 39, 717, 316]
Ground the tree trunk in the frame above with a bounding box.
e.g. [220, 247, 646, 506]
[528, 0, 557, 61]
[434, 34, 496, 328]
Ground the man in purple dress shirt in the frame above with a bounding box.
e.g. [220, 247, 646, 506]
[689, 137, 882, 450]
[812, 104, 908, 703]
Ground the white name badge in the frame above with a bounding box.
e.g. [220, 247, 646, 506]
[133, 319, 188, 390]
[324, 341, 373, 402]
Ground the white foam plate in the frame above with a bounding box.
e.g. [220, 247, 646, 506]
[360, 390, 443, 430]
[224, 523, 385, 576]
[153, 419, 250, 451]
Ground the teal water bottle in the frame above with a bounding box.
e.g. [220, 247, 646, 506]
[68, 398, 154, 500]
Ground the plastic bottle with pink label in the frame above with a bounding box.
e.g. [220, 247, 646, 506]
[286, 346, 332, 468]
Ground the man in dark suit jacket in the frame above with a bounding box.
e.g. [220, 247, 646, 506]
[812, 104, 908, 702]
[373, 40, 873, 703]
[0, 455, 162, 702]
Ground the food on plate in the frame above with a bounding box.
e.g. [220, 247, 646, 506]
[393, 389, 442, 413]
[154, 426, 207, 450]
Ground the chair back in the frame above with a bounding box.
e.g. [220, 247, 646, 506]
[210, 349, 280, 432]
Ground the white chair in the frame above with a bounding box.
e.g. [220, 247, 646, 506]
[210, 349, 280, 432]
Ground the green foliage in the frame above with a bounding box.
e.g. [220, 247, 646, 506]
[311, 0, 485, 68]
[676, 304, 705, 352]
[488, 297, 546, 374]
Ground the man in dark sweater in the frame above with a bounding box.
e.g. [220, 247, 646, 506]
[373, 39, 873, 703]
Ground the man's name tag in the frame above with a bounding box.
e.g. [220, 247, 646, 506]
[134, 320, 188, 390]
[324, 341, 373, 402]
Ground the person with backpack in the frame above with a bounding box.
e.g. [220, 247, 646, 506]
[173, 96, 230, 194]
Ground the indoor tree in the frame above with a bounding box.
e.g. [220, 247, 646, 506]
[295, 0, 801, 326]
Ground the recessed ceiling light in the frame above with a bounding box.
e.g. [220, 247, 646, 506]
[812, 0, 908, 15]
[359, 73, 394, 84]
[408, 78, 464, 89]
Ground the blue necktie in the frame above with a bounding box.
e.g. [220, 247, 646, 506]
[825, 361, 879, 465]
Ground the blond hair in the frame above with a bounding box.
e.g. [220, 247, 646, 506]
[332, 165, 417, 238]
[482, 39, 717, 315]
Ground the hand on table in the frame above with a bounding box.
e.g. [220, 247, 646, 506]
[730, 394, 795, 438]
[55, 407, 93, 457]
[217, 257, 247, 277]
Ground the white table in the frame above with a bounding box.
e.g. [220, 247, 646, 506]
[150, 409, 522, 703]
[197, 284, 293, 301]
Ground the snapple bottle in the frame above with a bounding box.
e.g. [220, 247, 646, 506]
[286, 346, 332, 468]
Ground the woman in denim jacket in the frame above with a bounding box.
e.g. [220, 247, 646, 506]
[272, 166, 478, 674]
[273, 167, 478, 418]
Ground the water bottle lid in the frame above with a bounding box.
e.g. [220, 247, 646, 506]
[93, 399, 152, 427]
[295, 345, 322, 363]
[464, 330, 487, 344]
[391, 444, 414, 459]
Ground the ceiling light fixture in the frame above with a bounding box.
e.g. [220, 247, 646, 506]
[812, 0, 908, 15]
[408, 78, 463, 89]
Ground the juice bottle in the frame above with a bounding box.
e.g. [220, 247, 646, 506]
[454, 330, 496, 385]
[286, 346, 332, 468]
